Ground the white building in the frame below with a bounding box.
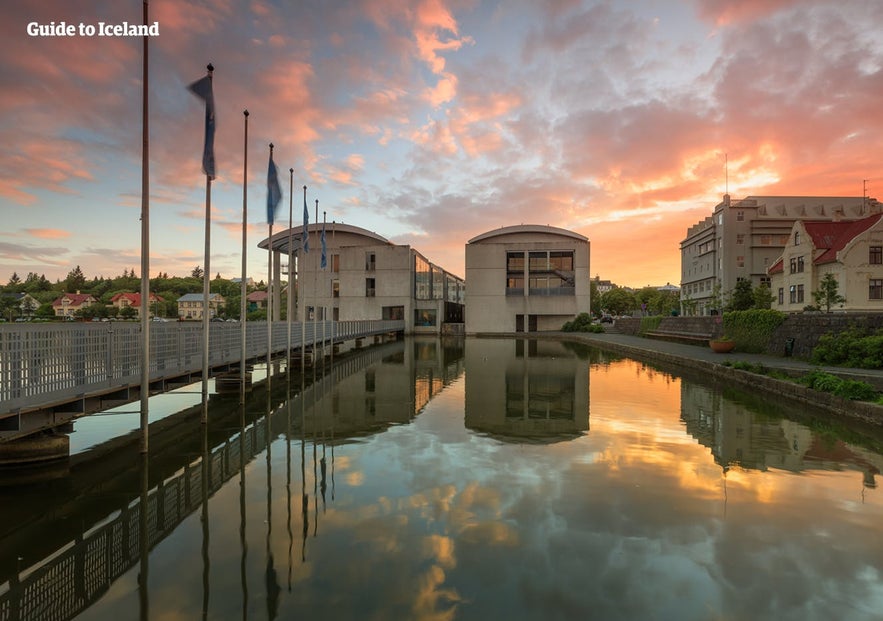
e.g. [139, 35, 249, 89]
[260, 223, 464, 334]
[465, 225, 591, 334]
[680, 195, 881, 315]
[769, 214, 883, 312]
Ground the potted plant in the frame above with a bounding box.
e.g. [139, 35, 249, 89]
[709, 336, 735, 353]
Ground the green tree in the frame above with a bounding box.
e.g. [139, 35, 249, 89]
[64, 265, 87, 292]
[590, 279, 601, 317]
[727, 280, 754, 311]
[600, 287, 635, 316]
[191, 266, 204, 279]
[812, 273, 846, 313]
[752, 283, 774, 310]
[709, 281, 724, 314]
[7, 272, 22, 291]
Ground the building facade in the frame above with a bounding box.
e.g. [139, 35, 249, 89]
[110, 292, 163, 318]
[680, 195, 881, 315]
[176, 293, 225, 320]
[260, 223, 464, 334]
[769, 214, 883, 312]
[52, 292, 97, 318]
[465, 225, 590, 334]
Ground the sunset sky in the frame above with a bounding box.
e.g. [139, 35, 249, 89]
[2, 0, 881, 288]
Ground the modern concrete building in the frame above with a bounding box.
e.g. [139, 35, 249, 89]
[768, 214, 883, 312]
[465, 225, 590, 334]
[680, 195, 881, 315]
[259, 223, 464, 334]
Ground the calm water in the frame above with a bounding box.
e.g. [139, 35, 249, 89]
[1, 337, 882, 621]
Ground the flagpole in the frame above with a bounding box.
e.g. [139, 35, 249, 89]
[313, 198, 319, 364]
[287, 168, 294, 361]
[322, 210, 326, 362]
[240, 110, 248, 402]
[301, 185, 307, 366]
[200, 63, 214, 421]
[267, 144, 275, 376]
[139, 0, 150, 453]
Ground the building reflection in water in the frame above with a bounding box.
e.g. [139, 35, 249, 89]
[464, 338, 589, 443]
[680, 382, 881, 488]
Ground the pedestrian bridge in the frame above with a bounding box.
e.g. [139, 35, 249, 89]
[0, 320, 404, 442]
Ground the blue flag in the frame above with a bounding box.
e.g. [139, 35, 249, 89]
[187, 74, 216, 179]
[320, 221, 327, 269]
[266, 151, 282, 225]
[302, 193, 310, 254]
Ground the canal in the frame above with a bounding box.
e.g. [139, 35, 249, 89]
[1, 337, 882, 620]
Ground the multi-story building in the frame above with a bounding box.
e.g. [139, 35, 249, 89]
[769, 214, 883, 312]
[680, 195, 881, 315]
[260, 223, 464, 334]
[52, 292, 97, 318]
[109, 292, 164, 318]
[464, 224, 590, 333]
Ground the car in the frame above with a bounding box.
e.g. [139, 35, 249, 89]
[600, 315, 613, 324]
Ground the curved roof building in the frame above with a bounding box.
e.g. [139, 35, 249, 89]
[465, 224, 590, 334]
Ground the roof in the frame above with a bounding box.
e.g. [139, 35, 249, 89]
[247, 291, 268, 301]
[52, 293, 96, 306]
[110, 292, 163, 304]
[468, 224, 588, 244]
[768, 257, 784, 275]
[177, 293, 223, 302]
[804, 214, 883, 264]
[258, 222, 391, 253]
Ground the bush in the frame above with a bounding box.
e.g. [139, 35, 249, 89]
[798, 370, 878, 401]
[562, 313, 603, 333]
[812, 327, 883, 368]
[638, 315, 663, 336]
[722, 309, 786, 353]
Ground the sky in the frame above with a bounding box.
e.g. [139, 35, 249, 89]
[1, 0, 882, 289]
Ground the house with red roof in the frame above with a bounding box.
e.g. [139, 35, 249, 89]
[52, 292, 98, 318]
[768, 214, 883, 312]
[246, 290, 268, 311]
[110, 292, 164, 317]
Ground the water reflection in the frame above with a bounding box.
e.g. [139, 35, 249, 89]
[465, 339, 590, 442]
[1, 337, 882, 621]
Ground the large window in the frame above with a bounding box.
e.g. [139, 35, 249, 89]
[415, 308, 436, 326]
[871, 279, 883, 300]
[527, 250, 575, 295]
[507, 251, 524, 295]
[871, 247, 883, 265]
[414, 255, 431, 300]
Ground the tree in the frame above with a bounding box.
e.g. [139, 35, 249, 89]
[727, 280, 754, 311]
[7, 272, 21, 289]
[752, 284, 774, 310]
[191, 266, 204, 279]
[600, 287, 635, 316]
[709, 281, 724, 314]
[812, 273, 846, 313]
[64, 265, 87, 292]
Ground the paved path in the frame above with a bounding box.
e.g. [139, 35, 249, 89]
[548, 330, 883, 389]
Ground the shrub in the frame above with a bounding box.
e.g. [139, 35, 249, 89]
[562, 313, 604, 333]
[722, 309, 786, 353]
[812, 327, 883, 369]
[638, 315, 662, 336]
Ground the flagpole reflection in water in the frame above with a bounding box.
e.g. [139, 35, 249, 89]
[239, 401, 248, 621]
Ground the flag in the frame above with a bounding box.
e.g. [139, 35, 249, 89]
[320, 221, 327, 269]
[187, 74, 216, 179]
[302, 193, 310, 254]
[266, 150, 282, 225]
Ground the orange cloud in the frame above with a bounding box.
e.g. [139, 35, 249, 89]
[24, 228, 71, 239]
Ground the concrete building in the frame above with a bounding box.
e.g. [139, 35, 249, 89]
[259, 223, 464, 334]
[769, 214, 883, 312]
[680, 195, 881, 315]
[465, 225, 590, 334]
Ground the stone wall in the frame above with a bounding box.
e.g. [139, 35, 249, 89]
[614, 316, 720, 337]
[769, 313, 883, 359]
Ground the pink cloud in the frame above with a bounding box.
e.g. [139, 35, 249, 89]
[25, 228, 71, 239]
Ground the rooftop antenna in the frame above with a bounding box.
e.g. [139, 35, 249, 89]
[725, 152, 729, 196]
[863, 179, 868, 214]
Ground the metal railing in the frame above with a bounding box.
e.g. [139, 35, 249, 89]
[0, 320, 403, 421]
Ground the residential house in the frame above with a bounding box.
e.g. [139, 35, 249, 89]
[768, 214, 883, 312]
[465, 225, 591, 333]
[52, 292, 98, 317]
[1, 292, 40, 317]
[246, 290, 268, 311]
[177, 293, 225, 320]
[110, 292, 164, 317]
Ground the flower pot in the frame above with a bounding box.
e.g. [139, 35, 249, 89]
[710, 339, 735, 353]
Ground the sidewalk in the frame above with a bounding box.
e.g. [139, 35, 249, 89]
[549, 330, 883, 390]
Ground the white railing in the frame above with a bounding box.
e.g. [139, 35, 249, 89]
[0, 320, 404, 420]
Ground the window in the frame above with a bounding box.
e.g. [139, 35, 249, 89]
[365, 252, 376, 272]
[871, 279, 883, 300]
[736, 234, 745, 244]
[736, 256, 744, 268]
[778, 288, 784, 305]
[871, 247, 883, 265]
[789, 257, 797, 273]
[797, 256, 804, 273]
[414, 308, 436, 326]
[331, 254, 340, 273]
[414, 255, 431, 300]
[789, 285, 797, 304]
[797, 284, 804, 304]
[332, 280, 339, 298]
[736, 211, 744, 221]
[760, 276, 771, 288]
[507, 252, 524, 272]
[366, 278, 376, 297]
[794, 231, 801, 245]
